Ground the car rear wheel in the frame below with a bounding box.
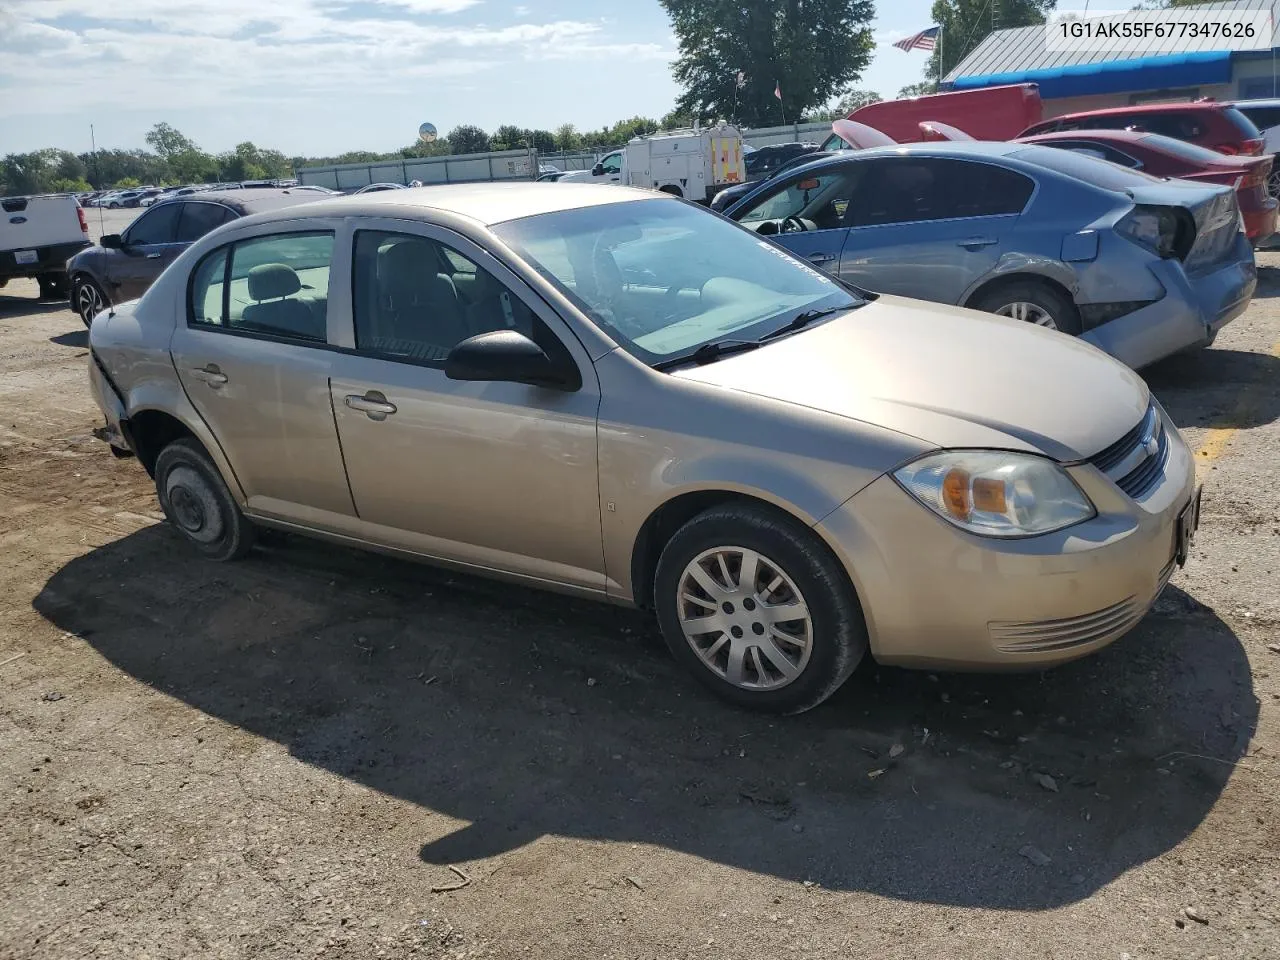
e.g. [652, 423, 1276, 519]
[73, 275, 108, 327]
[653, 502, 867, 714]
[154, 439, 256, 561]
[973, 279, 1081, 336]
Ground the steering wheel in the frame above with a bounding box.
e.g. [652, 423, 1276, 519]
[781, 216, 808, 234]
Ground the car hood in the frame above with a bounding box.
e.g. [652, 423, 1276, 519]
[672, 295, 1150, 462]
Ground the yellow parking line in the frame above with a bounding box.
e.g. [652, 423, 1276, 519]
[1193, 338, 1280, 474]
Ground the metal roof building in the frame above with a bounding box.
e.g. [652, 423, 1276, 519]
[943, 0, 1280, 112]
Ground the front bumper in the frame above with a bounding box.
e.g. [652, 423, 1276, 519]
[1081, 239, 1255, 369]
[815, 421, 1198, 670]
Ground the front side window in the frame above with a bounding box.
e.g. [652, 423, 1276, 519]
[188, 231, 333, 341]
[736, 167, 860, 232]
[124, 203, 180, 246]
[600, 153, 622, 174]
[493, 198, 862, 365]
[352, 230, 537, 364]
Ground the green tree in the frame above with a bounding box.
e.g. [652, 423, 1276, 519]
[608, 116, 660, 143]
[898, 81, 938, 98]
[554, 124, 582, 150]
[661, 109, 693, 129]
[925, 0, 1055, 82]
[659, 0, 875, 127]
[114, 176, 141, 188]
[529, 129, 558, 153]
[145, 122, 199, 160]
[491, 125, 529, 151]
[446, 125, 491, 154]
[807, 88, 882, 121]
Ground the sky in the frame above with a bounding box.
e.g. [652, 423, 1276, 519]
[1, 0, 946, 157]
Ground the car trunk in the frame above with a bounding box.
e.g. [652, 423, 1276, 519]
[1179, 156, 1272, 212]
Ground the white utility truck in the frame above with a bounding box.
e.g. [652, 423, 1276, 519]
[1, 194, 91, 299]
[559, 123, 748, 204]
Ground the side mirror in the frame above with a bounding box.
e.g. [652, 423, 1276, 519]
[100, 234, 123, 250]
[445, 330, 581, 391]
[592, 163, 605, 176]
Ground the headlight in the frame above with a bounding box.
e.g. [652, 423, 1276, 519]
[893, 451, 1095, 538]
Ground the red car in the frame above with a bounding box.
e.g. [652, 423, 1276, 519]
[1019, 103, 1265, 157]
[821, 83, 1042, 150]
[1017, 129, 1277, 245]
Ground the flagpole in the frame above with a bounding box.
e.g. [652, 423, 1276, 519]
[938, 22, 944, 91]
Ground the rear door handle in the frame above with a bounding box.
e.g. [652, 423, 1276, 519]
[345, 391, 397, 421]
[958, 236, 998, 249]
[146, 253, 163, 259]
[190, 364, 228, 386]
[806, 253, 837, 265]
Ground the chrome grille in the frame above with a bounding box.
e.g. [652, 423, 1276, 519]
[1090, 403, 1168, 500]
[990, 596, 1142, 653]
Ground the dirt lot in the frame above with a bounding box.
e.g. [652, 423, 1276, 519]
[1, 220, 1278, 959]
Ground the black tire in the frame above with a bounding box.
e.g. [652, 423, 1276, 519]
[72, 275, 109, 327]
[971, 278, 1081, 336]
[154, 438, 256, 561]
[36, 273, 69, 302]
[653, 502, 867, 714]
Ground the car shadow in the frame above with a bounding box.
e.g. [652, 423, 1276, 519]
[34, 524, 1256, 911]
[1146, 346, 1280, 430]
[0, 294, 66, 319]
[49, 329, 88, 348]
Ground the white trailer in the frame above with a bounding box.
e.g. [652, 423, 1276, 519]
[623, 124, 748, 203]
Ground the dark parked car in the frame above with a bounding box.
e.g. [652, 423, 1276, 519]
[66, 189, 321, 326]
[711, 149, 837, 211]
[745, 142, 820, 178]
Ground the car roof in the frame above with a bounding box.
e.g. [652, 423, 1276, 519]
[244, 182, 656, 227]
[152, 188, 321, 215]
[1018, 129, 1150, 145]
[1234, 98, 1280, 108]
[1051, 102, 1230, 120]
[795, 141, 1028, 165]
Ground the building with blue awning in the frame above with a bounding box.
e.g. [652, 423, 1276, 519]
[943, 0, 1280, 115]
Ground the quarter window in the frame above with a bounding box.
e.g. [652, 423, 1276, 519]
[352, 230, 537, 364]
[188, 231, 333, 341]
[124, 203, 180, 245]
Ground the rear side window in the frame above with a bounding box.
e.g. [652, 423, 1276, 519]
[1044, 140, 1143, 168]
[188, 231, 333, 341]
[175, 202, 235, 243]
[1142, 111, 1206, 140]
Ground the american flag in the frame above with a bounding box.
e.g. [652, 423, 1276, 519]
[893, 25, 939, 52]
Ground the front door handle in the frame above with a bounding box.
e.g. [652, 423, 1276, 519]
[958, 236, 998, 249]
[345, 391, 397, 421]
[190, 364, 228, 387]
[146, 252, 163, 259]
[806, 253, 837, 265]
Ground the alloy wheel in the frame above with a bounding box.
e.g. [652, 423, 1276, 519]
[676, 546, 813, 691]
[76, 280, 105, 326]
[995, 300, 1057, 329]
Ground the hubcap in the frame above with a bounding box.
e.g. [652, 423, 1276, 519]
[77, 281, 104, 324]
[995, 300, 1057, 329]
[164, 465, 225, 544]
[676, 546, 813, 691]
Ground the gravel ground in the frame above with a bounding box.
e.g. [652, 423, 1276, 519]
[0, 220, 1277, 959]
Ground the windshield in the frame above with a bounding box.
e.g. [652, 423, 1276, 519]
[493, 198, 861, 365]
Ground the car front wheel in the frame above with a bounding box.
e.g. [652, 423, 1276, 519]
[154, 438, 256, 561]
[73, 275, 108, 327]
[654, 502, 867, 714]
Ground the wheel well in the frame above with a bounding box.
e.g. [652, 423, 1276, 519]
[965, 273, 1075, 314]
[127, 410, 197, 477]
[658, 184, 683, 197]
[631, 491, 793, 610]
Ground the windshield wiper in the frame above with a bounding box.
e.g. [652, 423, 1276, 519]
[758, 306, 846, 342]
[653, 338, 761, 371]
